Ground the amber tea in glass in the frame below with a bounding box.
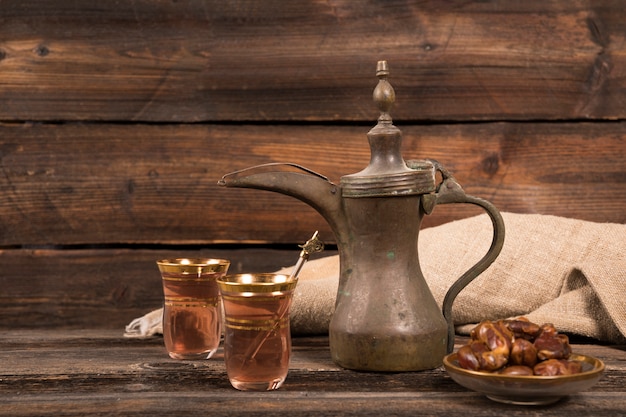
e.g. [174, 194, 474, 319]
[217, 273, 297, 391]
[157, 258, 230, 360]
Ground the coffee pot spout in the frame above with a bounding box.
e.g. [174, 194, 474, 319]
[218, 162, 346, 237]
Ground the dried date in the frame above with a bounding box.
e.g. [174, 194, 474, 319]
[457, 340, 508, 372]
[533, 359, 582, 376]
[510, 338, 538, 367]
[505, 317, 541, 340]
[534, 324, 572, 360]
[470, 320, 513, 357]
[455, 317, 580, 376]
[499, 365, 534, 376]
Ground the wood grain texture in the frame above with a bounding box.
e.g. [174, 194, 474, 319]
[0, 331, 624, 416]
[0, 0, 625, 122]
[1, 0, 625, 360]
[0, 122, 623, 246]
[0, 247, 332, 330]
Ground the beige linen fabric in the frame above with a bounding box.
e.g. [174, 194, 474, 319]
[125, 212, 626, 343]
[418, 212, 626, 343]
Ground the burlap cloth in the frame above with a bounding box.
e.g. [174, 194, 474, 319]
[125, 212, 626, 343]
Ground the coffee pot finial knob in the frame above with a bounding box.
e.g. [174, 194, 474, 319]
[373, 60, 395, 123]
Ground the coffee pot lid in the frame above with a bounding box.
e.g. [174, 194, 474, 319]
[340, 61, 436, 198]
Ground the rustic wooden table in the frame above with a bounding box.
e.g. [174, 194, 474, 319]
[1, 330, 624, 416]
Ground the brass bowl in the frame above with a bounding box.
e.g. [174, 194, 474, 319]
[443, 352, 605, 405]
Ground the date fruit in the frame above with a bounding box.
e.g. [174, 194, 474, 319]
[456, 317, 581, 376]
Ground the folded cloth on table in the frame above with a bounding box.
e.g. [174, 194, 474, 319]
[124, 212, 626, 343]
[124, 308, 162, 338]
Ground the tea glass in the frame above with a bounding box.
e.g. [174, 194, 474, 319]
[217, 273, 297, 391]
[157, 258, 230, 360]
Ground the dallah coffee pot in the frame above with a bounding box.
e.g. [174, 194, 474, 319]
[219, 61, 505, 371]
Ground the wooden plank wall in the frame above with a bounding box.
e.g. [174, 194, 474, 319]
[1, 1, 625, 329]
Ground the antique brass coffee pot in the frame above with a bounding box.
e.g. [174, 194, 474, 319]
[219, 61, 505, 371]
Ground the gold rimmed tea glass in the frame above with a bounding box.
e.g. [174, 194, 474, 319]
[217, 273, 297, 391]
[157, 258, 230, 360]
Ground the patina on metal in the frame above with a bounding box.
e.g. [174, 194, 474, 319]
[218, 61, 506, 372]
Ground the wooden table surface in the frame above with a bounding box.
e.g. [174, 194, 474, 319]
[1, 330, 624, 416]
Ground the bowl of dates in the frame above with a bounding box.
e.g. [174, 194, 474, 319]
[443, 318, 605, 405]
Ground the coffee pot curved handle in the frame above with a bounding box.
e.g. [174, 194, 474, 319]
[420, 160, 506, 354]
